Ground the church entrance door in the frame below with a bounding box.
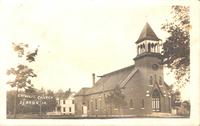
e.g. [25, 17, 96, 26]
[152, 89, 161, 112]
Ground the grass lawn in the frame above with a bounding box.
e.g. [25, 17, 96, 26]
[7, 113, 189, 119]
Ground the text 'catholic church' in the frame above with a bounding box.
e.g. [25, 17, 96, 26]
[75, 22, 171, 117]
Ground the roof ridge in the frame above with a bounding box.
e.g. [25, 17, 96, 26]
[135, 22, 160, 44]
[100, 65, 135, 77]
[120, 68, 138, 88]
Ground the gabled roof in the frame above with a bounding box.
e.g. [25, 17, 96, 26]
[55, 92, 76, 99]
[135, 22, 160, 44]
[76, 65, 138, 96]
[75, 88, 91, 96]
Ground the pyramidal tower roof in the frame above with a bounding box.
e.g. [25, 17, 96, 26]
[135, 22, 160, 44]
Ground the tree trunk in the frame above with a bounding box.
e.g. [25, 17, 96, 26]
[110, 103, 112, 115]
[14, 87, 18, 118]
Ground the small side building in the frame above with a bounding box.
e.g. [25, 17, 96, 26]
[54, 92, 76, 115]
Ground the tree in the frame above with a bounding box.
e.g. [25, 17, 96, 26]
[182, 100, 190, 115]
[161, 6, 190, 88]
[12, 43, 38, 62]
[171, 90, 181, 109]
[6, 43, 39, 118]
[7, 65, 37, 89]
[7, 88, 57, 116]
[55, 89, 71, 99]
[7, 91, 15, 115]
[17, 90, 40, 114]
[65, 88, 71, 97]
[105, 85, 127, 115]
[44, 89, 57, 112]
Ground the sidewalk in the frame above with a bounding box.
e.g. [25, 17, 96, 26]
[146, 112, 189, 118]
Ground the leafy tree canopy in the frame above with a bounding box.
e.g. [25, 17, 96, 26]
[7, 88, 57, 114]
[105, 85, 126, 108]
[55, 89, 71, 98]
[7, 43, 39, 90]
[161, 6, 190, 88]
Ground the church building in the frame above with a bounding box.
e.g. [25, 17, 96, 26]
[74, 22, 171, 117]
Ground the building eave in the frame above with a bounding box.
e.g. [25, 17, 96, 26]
[133, 52, 163, 61]
[135, 22, 161, 44]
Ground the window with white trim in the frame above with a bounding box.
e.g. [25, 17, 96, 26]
[95, 99, 98, 110]
[129, 99, 134, 109]
[159, 76, 162, 85]
[152, 89, 161, 112]
[142, 99, 144, 109]
[149, 76, 153, 85]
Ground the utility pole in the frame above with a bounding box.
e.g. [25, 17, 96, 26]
[39, 88, 44, 118]
[39, 101, 42, 118]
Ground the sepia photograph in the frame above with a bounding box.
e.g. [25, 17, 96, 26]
[0, 0, 199, 126]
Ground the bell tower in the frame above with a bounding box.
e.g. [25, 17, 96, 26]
[134, 22, 162, 66]
[133, 23, 171, 113]
[136, 22, 161, 55]
[133, 22, 164, 88]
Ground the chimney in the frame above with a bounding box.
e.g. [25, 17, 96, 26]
[92, 73, 95, 86]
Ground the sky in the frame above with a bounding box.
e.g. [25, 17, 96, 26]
[0, 0, 193, 100]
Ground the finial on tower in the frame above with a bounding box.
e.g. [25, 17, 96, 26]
[145, 15, 149, 23]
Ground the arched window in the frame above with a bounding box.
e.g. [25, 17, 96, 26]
[142, 43, 145, 52]
[99, 99, 102, 112]
[159, 76, 162, 85]
[149, 76, 153, 85]
[142, 99, 144, 108]
[151, 43, 154, 52]
[130, 99, 133, 108]
[148, 43, 151, 52]
[152, 89, 161, 112]
[87, 101, 90, 110]
[91, 101, 93, 113]
[154, 44, 157, 53]
[154, 74, 157, 84]
[95, 99, 98, 110]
